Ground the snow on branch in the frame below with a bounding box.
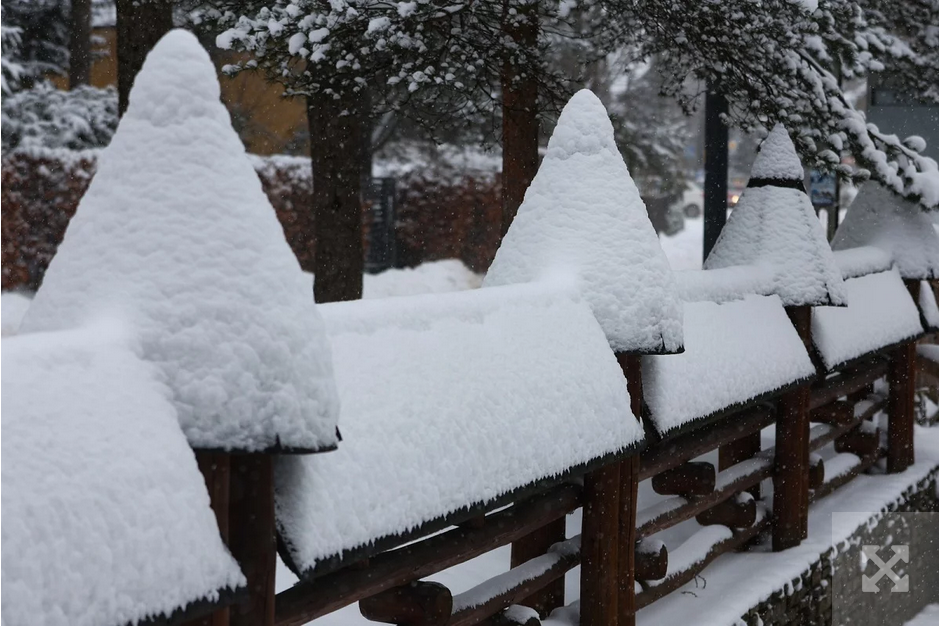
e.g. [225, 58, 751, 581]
[602, 0, 939, 209]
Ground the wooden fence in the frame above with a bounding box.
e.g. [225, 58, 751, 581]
[183, 280, 937, 627]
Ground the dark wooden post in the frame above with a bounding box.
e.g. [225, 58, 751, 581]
[229, 454, 277, 625]
[616, 354, 642, 626]
[887, 344, 915, 473]
[887, 279, 919, 473]
[195, 451, 233, 625]
[580, 462, 620, 626]
[773, 306, 812, 550]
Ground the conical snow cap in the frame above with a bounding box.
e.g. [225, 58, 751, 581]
[750, 124, 805, 184]
[21, 29, 341, 453]
[705, 124, 847, 306]
[544, 90, 621, 160]
[833, 182, 939, 280]
[485, 89, 683, 354]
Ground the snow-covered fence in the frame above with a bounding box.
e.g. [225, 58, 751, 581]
[4, 33, 939, 627]
[625, 128, 938, 619]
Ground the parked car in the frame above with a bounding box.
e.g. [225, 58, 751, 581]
[677, 182, 703, 218]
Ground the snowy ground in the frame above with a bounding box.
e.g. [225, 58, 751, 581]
[907, 603, 939, 626]
[1, 291, 32, 336]
[659, 216, 704, 270]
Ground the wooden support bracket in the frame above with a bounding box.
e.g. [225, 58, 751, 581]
[695, 494, 756, 528]
[359, 581, 452, 625]
[651, 461, 716, 497]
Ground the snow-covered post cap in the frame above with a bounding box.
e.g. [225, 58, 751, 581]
[705, 124, 847, 307]
[484, 89, 683, 355]
[832, 182, 939, 280]
[19, 29, 341, 454]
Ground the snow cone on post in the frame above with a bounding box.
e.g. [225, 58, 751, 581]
[832, 183, 939, 473]
[18, 30, 341, 625]
[705, 124, 845, 551]
[486, 89, 684, 625]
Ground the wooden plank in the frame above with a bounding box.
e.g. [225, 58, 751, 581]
[290, 445, 629, 580]
[580, 463, 620, 626]
[637, 457, 771, 538]
[449, 539, 580, 626]
[487, 607, 541, 626]
[808, 397, 886, 452]
[695, 495, 756, 528]
[809, 360, 888, 410]
[275, 485, 582, 626]
[509, 518, 565, 616]
[808, 455, 824, 490]
[773, 306, 812, 551]
[651, 461, 715, 497]
[635, 539, 668, 581]
[360, 581, 452, 625]
[229, 454, 277, 625]
[834, 427, 881, 457]
[719, 431, 761, 499]
[636, 515, 770, 609]
[919, 352, 939, 382]
[810, 401, 854, 427]
[888, 340, 916, 473]
[810, 449, 883, 503]
[639, 405, 775, 481]
[618, 353, 643, 627]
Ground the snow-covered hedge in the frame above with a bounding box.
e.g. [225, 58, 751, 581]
[2, 148, 502, 291]
[1, 83, 118, 152]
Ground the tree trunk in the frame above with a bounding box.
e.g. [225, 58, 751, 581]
[703, 89, 728, 262]
[500, 0, 540, 238]
[307, 89, 365, 303]
[68, 0, 92, 88]
[116, 0, 173, 115]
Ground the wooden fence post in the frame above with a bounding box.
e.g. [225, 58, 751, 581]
[888, 343, 916, 473]
[229, 454, 277, 625]
[616, 354, 642, 626]
[580, 463, 620, 626]
[887, 279, 919, 474]
[195, 451, 232, 626]
[773, 306, 812, 550]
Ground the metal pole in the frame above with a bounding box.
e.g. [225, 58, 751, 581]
[703, 90, 729, 262]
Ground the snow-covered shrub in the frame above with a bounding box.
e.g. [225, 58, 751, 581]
[1, 149, 95, 290]
[1, 83, 118, 151]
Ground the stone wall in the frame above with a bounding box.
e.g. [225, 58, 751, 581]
[741, 473, 939, 626]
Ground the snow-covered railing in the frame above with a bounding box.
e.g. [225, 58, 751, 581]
[5, 43, 937, 627]
[622, 127, 934, 623]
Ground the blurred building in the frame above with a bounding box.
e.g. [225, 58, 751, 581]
[51, 3, 309, 155]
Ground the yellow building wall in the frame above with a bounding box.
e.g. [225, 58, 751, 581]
[52, 27, 308, 155]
